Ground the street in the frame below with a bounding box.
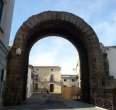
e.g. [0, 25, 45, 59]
[0, 93, 106, 110]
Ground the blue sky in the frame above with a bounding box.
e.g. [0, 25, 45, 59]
[29, 37, 79, 74]
[10, 0, 116, 74]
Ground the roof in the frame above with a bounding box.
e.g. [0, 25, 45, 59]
[61, 74, 78, 78]
[28, 65, 33, 68]
[33, 66, 61, 69]
[105, 46, 116, 49]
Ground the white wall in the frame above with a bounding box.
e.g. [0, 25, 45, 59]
[62, 75, 79, 87]
[27, 67, 33, 98]
[105, 47, 116, 78]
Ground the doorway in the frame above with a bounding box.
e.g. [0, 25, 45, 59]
[50, 84, 54, 92]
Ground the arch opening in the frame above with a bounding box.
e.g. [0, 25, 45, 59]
[28, 36, 81, 101]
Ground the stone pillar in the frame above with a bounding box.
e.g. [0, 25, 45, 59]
[2, 47, 28, 105]
[79, 47, 91, 103]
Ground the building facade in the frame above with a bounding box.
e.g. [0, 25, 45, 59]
[62, 75, 79, 87]
[104, 46, 116, 78]
[33, 66, 61, 94]
[100, 43, 116, 89]
[61, 75, 80, 100]
[0, 0, 15, 96]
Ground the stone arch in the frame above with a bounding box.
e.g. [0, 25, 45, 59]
[2, 11, 105, 105]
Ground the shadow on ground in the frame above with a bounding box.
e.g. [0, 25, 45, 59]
[0, 93, 105, 110]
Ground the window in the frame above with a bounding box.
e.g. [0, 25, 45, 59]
[77, 82, 79, 87]
[104, 53, 107, 58]
[1, 69, 4, 82]
[34, 83, 38, 90]
[50, 74, 54, 82]
[50, 84, 54, 92]
[51, 68, 53, 71]
[72, 79, 75, 82]
[0, 0, 3, 22]
[34, 75, 38, 81]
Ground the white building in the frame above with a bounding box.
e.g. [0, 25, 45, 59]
[104, 46, 116, 78]
[61, 75, 80, 100]
[61, 75, 79, 87]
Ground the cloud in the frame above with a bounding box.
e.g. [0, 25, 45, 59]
[58, 55, 79, 75]
[10, 0, 116, 46]
[94, 11, 116, 46]
[29, 37, 79, 74]
[29, 53, 55, 66]
[10, 0, 116, 75]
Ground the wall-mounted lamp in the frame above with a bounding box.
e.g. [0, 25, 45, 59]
[16, 48, 22, 55]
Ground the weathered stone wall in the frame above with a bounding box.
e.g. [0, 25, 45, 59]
[94, 88, 116, 110]
[98, 44, 116, 109]
[113, 88, 116, 110]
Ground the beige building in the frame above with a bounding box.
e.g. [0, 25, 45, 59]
[61, 74, 80, 100]
[27, 64, 81, 100]
[33, 66, 61, 94]
[62, 75, 79, 87]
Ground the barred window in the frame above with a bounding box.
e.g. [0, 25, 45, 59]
[34, 75, 38, 81]
[72, 79, 75, 82]
[50, 74, 54, 82]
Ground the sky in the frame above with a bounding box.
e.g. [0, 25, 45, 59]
[29, 37, 79, 75]
[10, 0, 116, 74]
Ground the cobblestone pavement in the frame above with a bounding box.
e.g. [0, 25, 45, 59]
[0, 93, 107, 110]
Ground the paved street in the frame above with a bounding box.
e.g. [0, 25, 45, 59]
[0, 93, 106, 110]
